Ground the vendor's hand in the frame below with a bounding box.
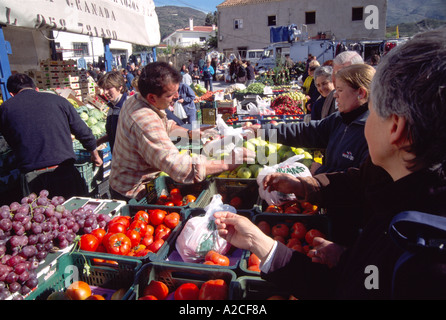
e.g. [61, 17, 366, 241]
[307, 238, 346, 269]
[90, 150, 103, 167]
[228, 147, 256, 170]
[262, 172, 303, 196]
[214, 211, 275, 262]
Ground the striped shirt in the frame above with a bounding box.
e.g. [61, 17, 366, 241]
[109, 93, 207, 200]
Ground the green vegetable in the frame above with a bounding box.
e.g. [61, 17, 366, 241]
[246, 83, 265, 94]
[80, 112, 89, 121]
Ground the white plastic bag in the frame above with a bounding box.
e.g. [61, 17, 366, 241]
[175, 195, 234, 263]
[257, 154, 312, 206]
[173, 101, 187, 119]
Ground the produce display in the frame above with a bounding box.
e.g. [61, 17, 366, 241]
[75, 106, 107, 137]
[0, 190, 111, 300]
[270, 95, 305, 115]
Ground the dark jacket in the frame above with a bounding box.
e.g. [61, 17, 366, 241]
[264, 104, 369, 175]
[0, 89, 96, 172]
[106, 92, 128, 153]
[262, 158, 446, 299]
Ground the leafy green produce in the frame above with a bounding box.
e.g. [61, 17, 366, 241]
[246, 83, 265, 94]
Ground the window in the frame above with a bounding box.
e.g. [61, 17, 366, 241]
[305, 11, 316, 25]
[268, 15, 277, 26]
[199, 37, 206, 42]
[234, 19, 243, 29]
[72, 42, 89, 57]
[352, 7, 363, 21]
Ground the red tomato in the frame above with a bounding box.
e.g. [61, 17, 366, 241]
[205, 251, 230, 266]
[305, 229, 326, 246]
[265, 205, 282, 213]
[110, 216, 131, 229]
[229, 196, 242, 209]
[107, 233, 132, 255]
[148, 238, 164, 253]
[271, 223, 289, 238]
[174, 283, 199, 300]
[141, 235, 154, 247]
[66, 281, 91, 300]
[126, 229, 142, 248]
[164, 212, 180, 229]
[79, 234, 99, 252]
[284, 205, 300, 214]
[198, 279, 228, 300]
[108, 221, 127, 234]
[247, 265, 260, 272]
[135, 248, 151, 257]
[286, 237, 301, 248]
[129, 220, 148, 237]
[145, 224, 154, 237]
[102, 232, 115, 249]
[248, 253, 260, 267]
[139, 295, 158, 300]
[184, 195, 197, 204]
[134, 210, 150, 224]
[91, 228, 106, 244]
[86, 294, 105, 300]
[290, 222, 307, 240]
[150, 209, 166, 226]
[257, 221, 271, 235]
[143, 280, 169, 300]
[155, 224, 171, 241]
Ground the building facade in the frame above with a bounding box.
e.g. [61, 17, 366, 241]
[164, 19, 217, 47]
[217, 0, 387, 57]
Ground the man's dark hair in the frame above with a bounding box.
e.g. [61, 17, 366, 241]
[138, 62, 182, 97]
[7, 73, 36, 94]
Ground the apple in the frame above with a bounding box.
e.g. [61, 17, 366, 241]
[237, 166, 252, 179]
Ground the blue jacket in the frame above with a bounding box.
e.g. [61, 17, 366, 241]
[264, 104, 369, 174]
[178, 83, 196, 117]
[202, 65, 214, 80]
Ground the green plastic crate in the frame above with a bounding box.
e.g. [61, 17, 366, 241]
[25, 252, 141, 300]
[229, 276, 296, 300]
[74, 150, 100, 194]
[193, 177, 260, 210]
[139, 175, 210, 209]
[132, 261, 236, 300]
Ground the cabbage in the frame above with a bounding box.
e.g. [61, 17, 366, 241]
[87, 117, 98, 127]
[80, 112, 89, 121]
[89, 109, 104, 121]
[91, 125, 102, 135]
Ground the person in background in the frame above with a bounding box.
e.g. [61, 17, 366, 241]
[321, 50, 364, 119]
[0, 73, 102, 199]
[303, 60, 321, 114]
[187, 59, 195, 74]
[215, 28, 446, 299]
[177, 82, 197, 124]
[245, 61, 256, 86]
[211, 57, 218, 82]
[109, 62, 255, 202]
[123, 68, 134, 91]
[182, 68, 193, 86]
[311, 66, 335, 121]
[236, 60, 247, 84]
[202, 60, 215, 92]
[191, 65, 201, 85]
[96, 71, 129, 153]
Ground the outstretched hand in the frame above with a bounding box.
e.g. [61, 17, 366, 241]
[214, 211, 275, 262]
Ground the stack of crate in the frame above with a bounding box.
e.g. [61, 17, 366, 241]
[34, 59, 78, 92]
[78, 69, 96, 99]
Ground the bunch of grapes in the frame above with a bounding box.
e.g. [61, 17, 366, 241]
[0, 190, 111, 300]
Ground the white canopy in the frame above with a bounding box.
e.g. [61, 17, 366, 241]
[0, 0, 160, 46]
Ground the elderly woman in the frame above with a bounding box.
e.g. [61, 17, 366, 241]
[311, 66, 335, 120]
[216, 28, 446, 299]
[97, 71, 129, 153]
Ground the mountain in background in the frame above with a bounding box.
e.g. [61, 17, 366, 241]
[386, 0, 446, 26]
[154, 1, 446, 42]
[155, 6, 207, 40]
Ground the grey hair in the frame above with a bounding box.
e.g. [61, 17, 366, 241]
[371, 27, 446, 172]
[333, 50, 364, 66]
[313, 66, 333, 81]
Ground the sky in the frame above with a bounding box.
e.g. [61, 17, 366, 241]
[153, 0, 223, 13]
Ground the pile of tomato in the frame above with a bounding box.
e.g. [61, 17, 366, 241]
[139, 278, 228, 300]
[78, 208, 181, 258]
[264, 200, 318, 215]
[155, 188, 197, 207]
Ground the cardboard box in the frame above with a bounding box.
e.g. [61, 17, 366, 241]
[55, 88, 85, 107]
[84, 94, 107, 111]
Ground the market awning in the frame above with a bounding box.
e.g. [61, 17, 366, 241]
[0, 0, 160, 47]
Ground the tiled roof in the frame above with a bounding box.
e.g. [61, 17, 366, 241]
[217, 0, 282, 8]
[176, 26, 216, 32]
